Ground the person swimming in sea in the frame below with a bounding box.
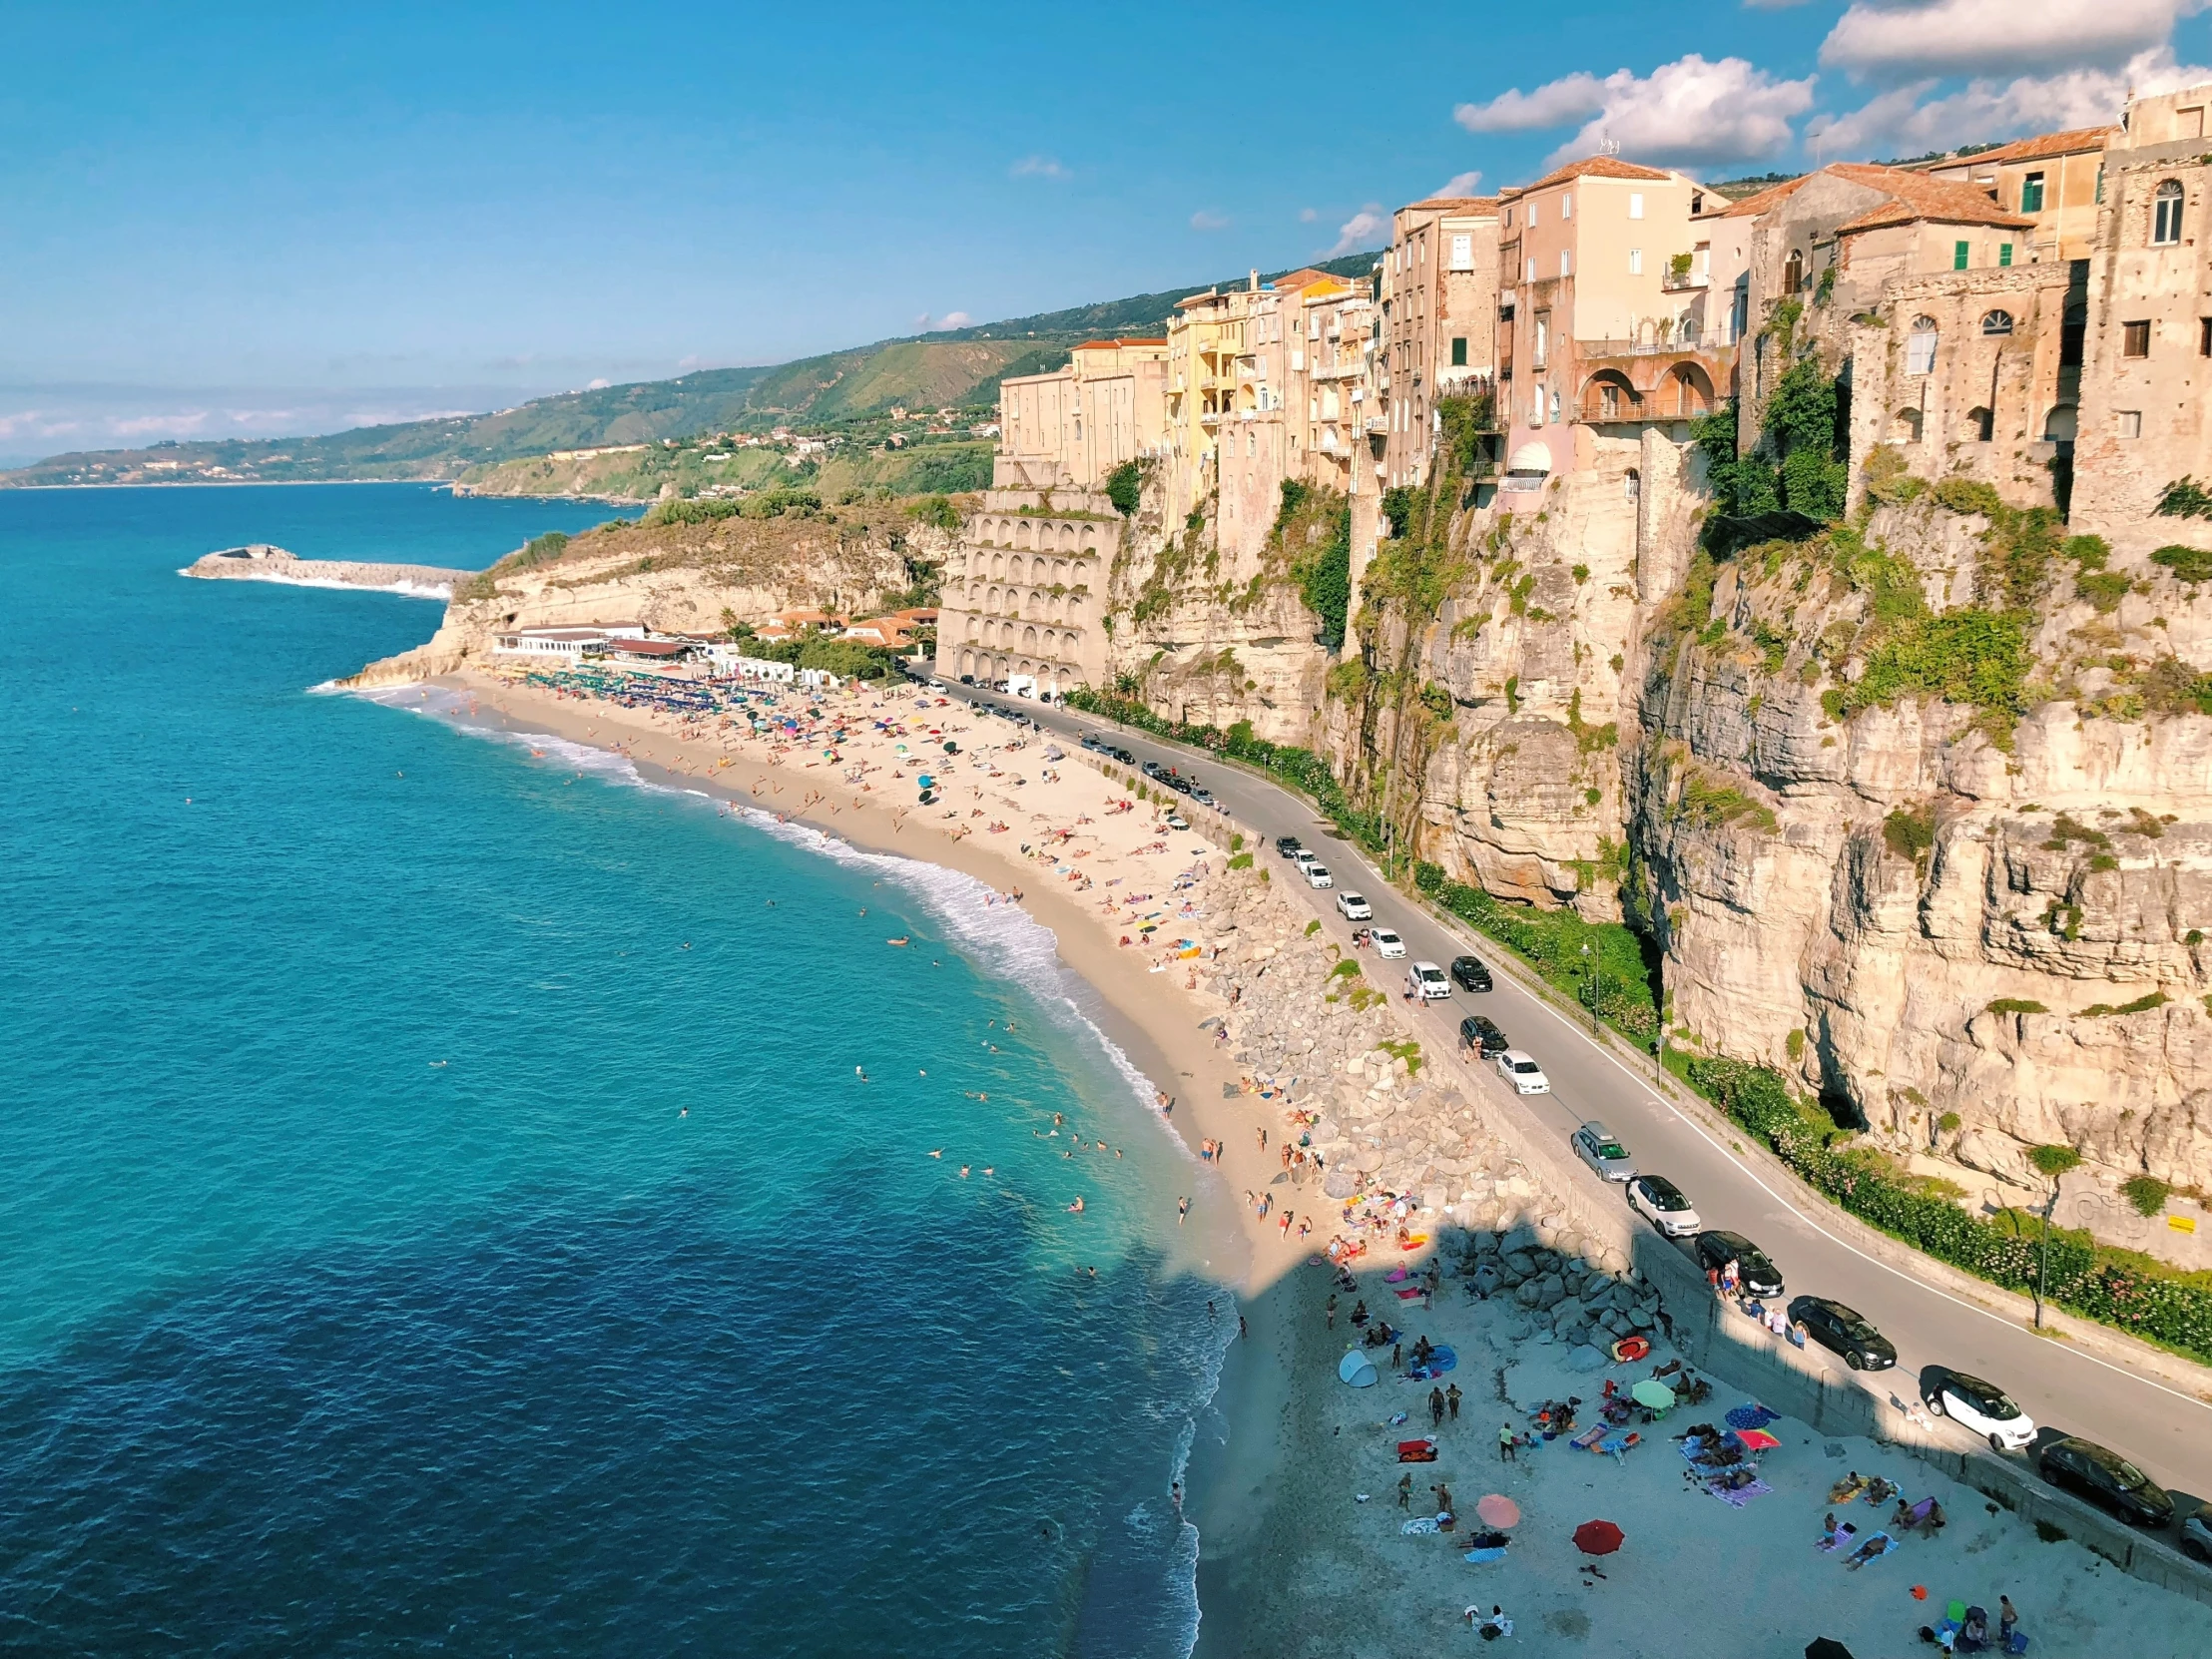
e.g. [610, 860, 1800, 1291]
[1067, 1197, 1085, 1213]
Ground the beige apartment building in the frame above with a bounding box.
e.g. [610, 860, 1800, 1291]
[932, 487, 1116, 691]
[1912, 127, 2112, 265]
[1282, 273, 1378, 499]
[1495, 158, 1732, 491]
[2071, 84, 2212, 531]
[1379, 196, 1501, 488]
[994, 337, 1169, 489]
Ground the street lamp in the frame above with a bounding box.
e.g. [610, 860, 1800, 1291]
[1578, 941, 1600, 1034]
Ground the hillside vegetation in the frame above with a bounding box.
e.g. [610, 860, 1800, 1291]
[4, 255, 1379, 489]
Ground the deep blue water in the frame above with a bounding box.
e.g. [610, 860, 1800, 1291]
[0, 485, 1231, 1656]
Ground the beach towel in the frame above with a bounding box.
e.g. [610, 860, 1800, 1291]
[1817, 1522, 1859, 1553]
[1385, 1267, 1409, 1283]
[1705, 1476, 1773, 1507]
[1401, 1515, 1441, 1535]
[1725, 1403, 1780, 1431]
[1462, 1545, 1509, 1563]
[1395, 1286, 1425, 1300]
[1571, 1424, 1608, 1451]
[1843, 1532, 1897, 1570]
[1601, 1431, 1641, 1461]
[1396, 1438, 1438, 1462]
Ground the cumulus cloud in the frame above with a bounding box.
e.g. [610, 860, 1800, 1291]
[1435, 170, 1485, 198]
[1808, 45, 2212, 156]
[1329, 204, 1389, 256]
[1821, 0, 2206, 81]
[1461, 55, 1816, 169]
[587, 377, 611, 389]
[1010, 155, 1068, 180]
[912, 311, 973, 331]
[1190, 209, 1231, 232]
[1299, 206, 1320, 223]
[112, 411, 211, 437]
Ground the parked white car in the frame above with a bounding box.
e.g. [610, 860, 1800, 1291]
[1305, 863, 1334, 888]
[1625, 1174, 1699, 1235]
[1336, 892, 1374, 920]
[1406, 961, 1451, 999]
[1371, 928, 1407, 958]
[1924, 1371, 2036, 1452]
[1292, 848, 1319, 871]
[1496, 1049, 1550, 1093]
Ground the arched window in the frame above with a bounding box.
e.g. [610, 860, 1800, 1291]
[1906, 317, 1938, 376]
[1968, 405, 1994, 442]
[1625, 468, 1641, 501]
[1891, 407, 1925, 444]
[2155, 181, 2185, 246]
[1782, 250, 1804, 294]
[1981, 309, 2014, 335]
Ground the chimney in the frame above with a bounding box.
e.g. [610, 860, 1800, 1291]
[1250, 269, 1260, 291]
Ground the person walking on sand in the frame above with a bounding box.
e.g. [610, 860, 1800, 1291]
[1498, 1423, 1516, 1462]
[1326, 1294, 1338, 1330]
[1446, 1382, 1461, 1421]
[1999, 1596, 2019, 1646]
[1429, 1386, 1446, 1427]
[1396, 1473, 1412, 1510]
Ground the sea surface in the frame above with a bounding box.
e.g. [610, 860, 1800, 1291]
[0, 484, 1237, 1656]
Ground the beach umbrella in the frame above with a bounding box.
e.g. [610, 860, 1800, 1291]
[1475, 1494, 1520, 1528]
[1571, 1519, 1624, 1556]
[1735, 1427, 1782, 1451]
[1630, 1380, 1675, 1410]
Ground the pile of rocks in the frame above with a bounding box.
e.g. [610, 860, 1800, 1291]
[1190, 864, 1669, 1352]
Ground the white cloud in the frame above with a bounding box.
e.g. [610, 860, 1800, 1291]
[1010, 155, 1069, 180]
[1466, 55, 1816, 169]
[1808, 45, 2211, 156]
[1455, 73, 1607, 133]
[587, 377, 611, 389]
[1435, 170, 1485, 198]
[1190, 209, 1231, 232]
[1744, 0, 1815, 7]
[1822, 0, 2205, 81]
[1329, 204, 1389, 256]
[0, 409, 80, 440]
[112, 411, 211, 437]
[912, 311, 973, 331]
[1299, 206, 1320, 223]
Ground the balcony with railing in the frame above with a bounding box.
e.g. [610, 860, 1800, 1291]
[1660, 256, 1709, 293]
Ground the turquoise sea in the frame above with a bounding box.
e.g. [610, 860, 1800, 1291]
[0, 484, 1236, 1656]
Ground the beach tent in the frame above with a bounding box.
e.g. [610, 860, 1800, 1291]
[1630, 1380, 1676, 1410]
[1338, 1349, 1380, 1387]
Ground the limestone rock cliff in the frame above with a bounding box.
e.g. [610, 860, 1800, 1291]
[344, 501, 950, 688]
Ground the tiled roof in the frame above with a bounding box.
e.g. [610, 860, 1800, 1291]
[1962, 127, 2112, 166]
[1827, 164, 2034, 232]
[1403, 195, 1500, 213]
[1269, 268, 1338, 291]
[1073, 336, 1169, 351]
[1719, 175, 1820, 218]
[1509, 156, 1676, 195]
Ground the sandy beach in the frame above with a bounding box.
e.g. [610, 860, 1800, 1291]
[412, 662, 2212, 1658]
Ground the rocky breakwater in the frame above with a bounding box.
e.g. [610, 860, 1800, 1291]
[342, 497, 952, 690]
[184, 544, 472, 598]
[1190, 865, 1666, 1354]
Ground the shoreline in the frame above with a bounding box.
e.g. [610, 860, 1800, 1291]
[404, 666, 1308, 1647]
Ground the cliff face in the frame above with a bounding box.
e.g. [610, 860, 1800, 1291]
[1099, 470, 1332, 746]
[343, 502, 947, 688]
[1120, 422, 2212, 1196]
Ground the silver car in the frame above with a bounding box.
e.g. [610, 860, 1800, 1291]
[1571, 1121, 1635, 1181]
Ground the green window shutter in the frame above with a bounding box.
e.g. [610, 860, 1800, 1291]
[1451, 336, 1467, 366]
[1953, 241, 1969, 270]
[2021, 174, 2045, 214]
[1999, 243, 2013, 267]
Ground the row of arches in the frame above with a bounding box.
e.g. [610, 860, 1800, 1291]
[1579, 361, 1716, 423]
[971, 516, 1105, 554]
[969, 585, 1086, 623]
[1888, 402, 2076, 444]
[957, 650, 1076, 686]
[967, 551, 1094, 585]
[962, 620, 1084, 655]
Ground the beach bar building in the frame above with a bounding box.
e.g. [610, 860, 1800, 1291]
[493, 624, 646, 660]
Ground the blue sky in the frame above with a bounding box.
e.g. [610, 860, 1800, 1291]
[5, 0, 2209, 461]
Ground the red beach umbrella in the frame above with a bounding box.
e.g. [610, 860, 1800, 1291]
[1735, 1428, 1782, 1451]
[1572, 1519, 1625, 1556]
[1475, 1493, 1520, 1528]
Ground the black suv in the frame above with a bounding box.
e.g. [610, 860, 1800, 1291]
[1276, 835, 1303, 858]
[1107, 746, 1135, 765]
[1694, 1230, 1785, 1299]
[1141, 760, 1169, 782]
[1450, 954, 1493, 992]
[1785, 1296, 1896, 1371]
[1459, 1014, 1508, 1057]
[2038, 1436, 2175, 1528]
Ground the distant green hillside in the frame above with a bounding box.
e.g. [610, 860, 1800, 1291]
[1, 252, 1380, 489]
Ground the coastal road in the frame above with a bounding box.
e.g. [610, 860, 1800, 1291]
[920, 672, 2212, 1528]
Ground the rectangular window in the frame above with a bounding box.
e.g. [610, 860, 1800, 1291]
[2200, 317, 2212, 356]
[1450, 233, 1472, 270]
[2185, 106, 2207, 139]
[1526, 257, 1537, 282]
[1560, 251, 1572, 277]
[2118, 409, 2144, 438]
[2124, 319, 2151, 356]
[1906, 329, 1937, 376]
[1534, 312, 1549, 369]
[1561, 195, 1572, 220]
[1628, 248, 1643, 276]
[1998, 243, 2012, 267]
[1451, 336, 1467, 366]
[2020, 172, 2045, 214]
[1527, 202, 1538, 227]
[1629, 193, 1644, 220]
[1953, 240, 1970, 270]
[2096, 164, 2105, 204]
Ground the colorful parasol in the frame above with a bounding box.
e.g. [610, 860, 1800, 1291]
[1475, 1493, 1520, 1528]
[1572, 1519, 1625, 1556]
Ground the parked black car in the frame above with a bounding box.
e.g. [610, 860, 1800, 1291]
[1786, 1296, 1896, 1371]
[1693, 1230, 1785, 1299]
[1459, 1014, 1508, 1057]
[958, 674, 975, 685]
[2037, 1435, 2176, 1528]
[1108, 747, 1135, 765]
[1141, 760, 1170, 782]
[1169, 775, 1193, 795]
[1450, 954, 1493, 992]
[1276, 835, 1304, 858]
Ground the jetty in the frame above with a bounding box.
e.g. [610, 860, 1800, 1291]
[182, 544, 474, 598]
